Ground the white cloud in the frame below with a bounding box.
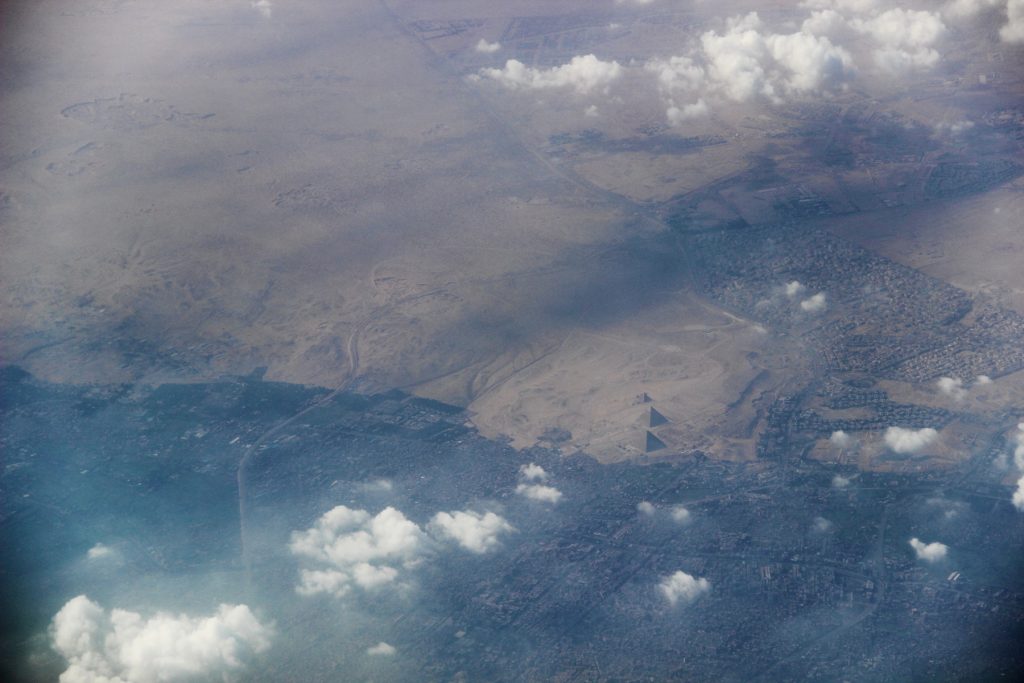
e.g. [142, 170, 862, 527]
[476, 39, 501, 54]
[51, 596, 272, 683]
[516, 483, 563, 503]
[1004, 0, 1024, 42]
[812, 516, 834, 532]
[832, 474, 851, 488]
[830, 430, 853, 448]
[637, 501, 657, 516]
[975, 374, 993, 386]
[520, 463, 548, 482]
[428, 510, 515, 554]
[670, 505, 691, 524]
[659, 570, 711, 606]
[86, 543, 115, 561]
[289, 506, 426, 598]
[884, 426, 939, 454]
[367, 642, 396, 657]
[251, 0, 272, 19]
[475, 55, 623, 94]
[909, 537, 949, 562]
[800, 292, 827, 313]
[1011, 423, 1024, 511]
[785, 280, 807, 298]
[850, 8, 947, 73]
[937, 376, 967, 400]
[801, 0, 880, 11]
[944, 0, 1002, 20]
[361, 479, 393, 492]
[700, 12, 854, 104]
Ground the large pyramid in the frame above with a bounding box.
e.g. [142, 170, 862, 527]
[645, 431, 667, 453]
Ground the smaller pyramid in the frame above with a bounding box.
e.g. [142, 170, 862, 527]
[649, 407, 669, 428]
[640, 392, 652, 403]
[645, 431, 667, 453]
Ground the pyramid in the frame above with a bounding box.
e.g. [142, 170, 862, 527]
[645, 431, 667, 453]
[649, 407, 669, 428]
[640, 392, 653, 403]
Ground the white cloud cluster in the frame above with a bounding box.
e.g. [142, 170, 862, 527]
[670, 505, 691, 524]
[699, 13, 854, 104]
[520, 463, 548, 482]
[944, 0, 1024, 43]
[475, 55, 623, 95]
[909, 537, 949, 562]
[830, 430, 854, 448]
[832, 474, 851, 488]
[637, 500, 657, 516]
[812, 516, 834, 533]
[937, 376, 967, 400]
[784, 280, 807, 298]
[289, 506, 426, 598]
[366, 642, 396, 657]
[1011, 423, 1024, 511]
[516, 483, 563, 503]
[428, 510, 515, 554]
[800, 292, 828, 313]
[659, 570, 711, 606]
[51, 596, 272, 683]
[251, 0, 272, 19]
[849, 8, 947, 73]
[86, 543, 115, 561]
[884, 426, 939, 454]
[516, 463, 562, 503]
[476, 39, 501, 54]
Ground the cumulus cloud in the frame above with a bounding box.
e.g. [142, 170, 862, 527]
[945, 0, 1003, 17]
[812, 516, 834, 532]
[800, 292, 828, 313]
[830, 430, 853, 448]
[637, 501, 657, 516]
[659, 570, 711, 606]
[476, 39, 501, 54]
[644, 56, 709, 124]
[976, 374, 993, 386]
[520, 463, 548, 482]
[1010, 423, 1024, 511]
[785, 280, 807, 298]
[475, 55, 623, 94]
[51, 596, 272, 683]
[849, 8, 947, 73]
[251, 0, 272, 19]
[428, 510, 515, 553]
[700, 13, 854, 104]
[86, 543, 115, 561]
[670, 505, 691, 523]
[884, 426, 939, 454]
[516, 483, 563, 503]
[1004, 0, 1024, 42]
[367, 642, 396, 656]
[909, 537, 949, 562]
[937, 376, 967, 400]
[832, 474, 851, 488]
[289, 505, 426, 598]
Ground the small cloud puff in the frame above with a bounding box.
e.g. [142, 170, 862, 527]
[800, 292, 828, 313]
[475, 39, 501, 54]
[475, 55, 623, 95]
[937, 376, 967, 400]
[516, 483, 563, 503]
[251, 0, 272, 19]
[909, 537, 948, 562]
[812, 516, 834, 533]
[367, 642, 396, 656]
[86, 543, 116, 561]
[429, 510, 515, 554]
[830, 430, 854, 448]
[785, 280, 807, 298]
[659, 570, 711, 606]
[51, 596, 272, 683]
[520, 463, 548, 482]
[884, 426, 938, 454]
[637, 501, 657, 516]
[832, 474, 851, 488]
[289, 506, 426, 598]
[671, 505, 691, 524]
